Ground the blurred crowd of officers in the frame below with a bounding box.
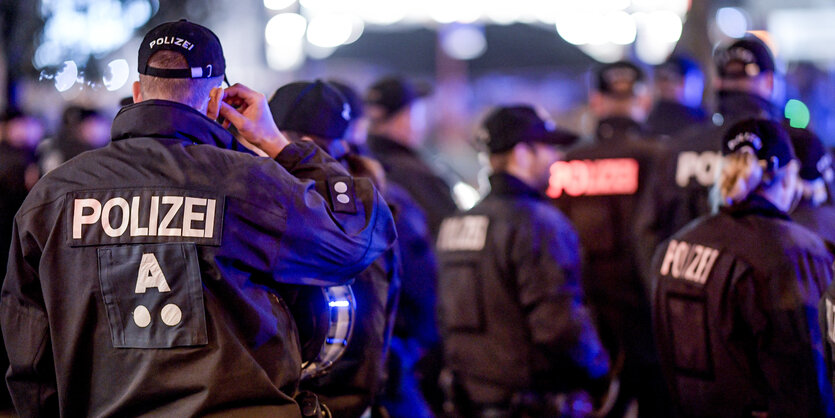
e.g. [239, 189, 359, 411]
[3, 20, 835, 417]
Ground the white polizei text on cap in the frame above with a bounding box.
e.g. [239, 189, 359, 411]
[149, 36, 195, 51]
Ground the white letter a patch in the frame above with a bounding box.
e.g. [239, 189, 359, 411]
[135, 253, 171, 293]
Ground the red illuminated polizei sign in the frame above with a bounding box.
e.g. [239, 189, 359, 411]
[547, 158, 640, 198]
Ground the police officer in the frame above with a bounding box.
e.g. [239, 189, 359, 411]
[653, 118, 835, 416]
[268, 80, 401, 417]
[0, 20, 396, 417]
[639, 37, 782, 248]
[550, 60, 670, 416]
[0, 108, 42, 412]
[645, 55, 707, 138]
[365, 76, 450, 415]
[437, 105, 609, 417]
[0, 109, 42, 277]
[787, 126, 835, 244]
[365, 76, 458, 239]
[38, 106, 111, 174]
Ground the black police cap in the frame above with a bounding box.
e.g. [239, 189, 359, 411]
[364, 76, 431, 118]
[138, 19, 225, 79]
[715, 37, 775, 79]
[596, 61, 646, 98]
[479, 105, 579, 154]
[788, 127, 831, 181]
[269, 80, 352, 140]
[722, 119, 795, 169]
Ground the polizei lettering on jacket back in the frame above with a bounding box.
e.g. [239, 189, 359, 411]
[675, 151, 722, 187]
[659, 239, 720, 285]
[67, 189, 224, 247]
[437, 215, 489, 251]
[547, 158, 639, 198]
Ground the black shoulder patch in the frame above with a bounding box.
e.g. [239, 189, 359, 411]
[98, 243, 208, 348]
[327, 176, 357, 214]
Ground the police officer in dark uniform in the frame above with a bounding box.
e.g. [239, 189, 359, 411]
[645, 55, 707, 138]
[653, 119, 834, 416]
[365, 76, 458, 239]
[0, 21, 396, 417]
[638, 37, 782, 248]
[788, 126, 835, 244]
[0, 109, 42, 279]
[268, 80, 401, 417]
[550, 60, 670, 416]
[365, 76, 449, 415]
[0, 108, 42, 412]
[437, 105, 609, 417]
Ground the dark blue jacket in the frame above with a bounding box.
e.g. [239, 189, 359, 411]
[0, 100, 396, 417]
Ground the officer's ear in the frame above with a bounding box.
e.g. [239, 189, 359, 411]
[132, 81, 143, 104]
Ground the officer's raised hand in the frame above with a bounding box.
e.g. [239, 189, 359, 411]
[211, 83, 289, 158]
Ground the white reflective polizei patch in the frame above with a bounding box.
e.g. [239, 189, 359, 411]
[437, 215, 490, 251]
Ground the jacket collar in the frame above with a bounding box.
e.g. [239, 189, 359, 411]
[720, 193, 791, 221]
[595, 116, 644, 143]
[716, 90, 781, 123]
[111, 100, 249, 152]
[488, 172, 545, 200]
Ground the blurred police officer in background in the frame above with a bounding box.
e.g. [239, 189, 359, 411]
[638, 37, 782, 250]
[0, 108, 43, 412]
[437, 105, 610, 417]
[787, 126, 835, 244]
[268, 79, 401, 418]
[365, 76, 458, 239]
[37, 105, 111, 174]
[327, 79, 369, 148]
[299, 78, 442, 417]
[653, 119, 834, 416]
[550, 60, 670, 417]
[0, 109, 42, 275]
[0, 20, 396, 417]
[365, 76, 451, 415]
[645, 55, 707, 138]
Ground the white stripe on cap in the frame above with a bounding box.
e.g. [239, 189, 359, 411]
[190, 67, 203, 78]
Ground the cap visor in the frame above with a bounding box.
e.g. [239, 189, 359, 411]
[537, 129, 580, 147]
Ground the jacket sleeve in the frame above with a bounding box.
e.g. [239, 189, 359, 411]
[633, 153, 676, 296]
[219, 140, 397, 286]
[735, 255, 835, 416]
[512, 214, 609, 389]
[0, 218, 58, 417]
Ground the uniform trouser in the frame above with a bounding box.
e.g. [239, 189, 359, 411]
[593, 300, 672, 417]
[449, 375, 594, 418]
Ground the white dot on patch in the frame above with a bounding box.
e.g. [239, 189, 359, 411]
[160, 304, 182, 327]
[134, 305, 151, 328]
[337, 194, 350, 204]
[334, 181, 348, 193]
